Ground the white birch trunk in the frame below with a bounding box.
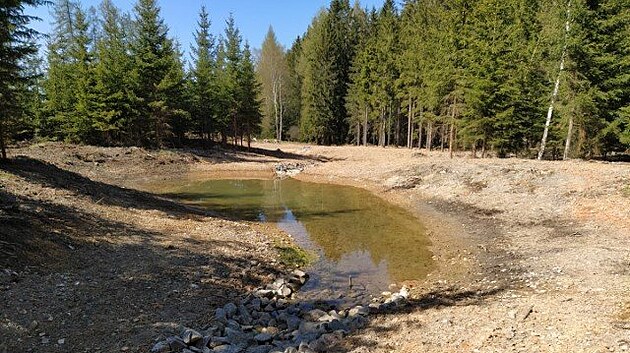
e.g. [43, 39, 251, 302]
[538, 0, 572, 160]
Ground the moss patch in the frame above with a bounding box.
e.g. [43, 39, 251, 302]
[274, 244, 313, 268]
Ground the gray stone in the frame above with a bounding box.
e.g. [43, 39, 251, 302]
[348, 306, 368, 317]
[317, 314, 335, 323]
[182, 328, 204, 345]
[284, 348, 298, 353]
[246, 345, 273, 353]
[305, 309, 327, 321]
[215, 308, 228, 323]
[239, 304, 253, 324]
[276, 285, 292, 298]
[209, 336, 230, 348]
[297, 342, 315, 353]
[348, 316, 368, 330]
[250, 298, 262, 311]
[254, 333, 273, 343]
[150, 341, 170, 353]
[226, 319, 241, 330]
[298, 321, 324, 335]
[225, 327, 251, 346]
[308, 332, 343, 352]
[166, 336, 188, 351]
[297, 303, 314, 313]
[285, 315, 301, 331]
[224, 303, 238, 318]
[213, 345, 237, 353]
[368, 303, 382, 313]
[327, 319, 348, 333]
[290, 270, 308, 284]
[272, 278, 286, 288]
[256, 289, 275, 299]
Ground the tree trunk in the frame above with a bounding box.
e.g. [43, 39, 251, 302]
[417, 107, 423, 149]
[426, 121, 433, 151]
[449, 124, 455, 159]
[563, 115, 574, 160]
[471, 140, 477, 159]
[363, 107, 368, 146]
[356, 121, 360, 146]
[481, 139, 487, 158]
[0, 119, 6, 161]
[539, 0, 572, 160]
[407, 97, 413, 148]
[279, 80, 284, 142]
[396, 106, 401, 147]
[440, 124, 446, 151]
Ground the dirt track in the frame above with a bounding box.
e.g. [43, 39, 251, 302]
[1, 142, 629, 352]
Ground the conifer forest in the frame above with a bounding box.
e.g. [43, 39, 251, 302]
[2, 0, 629, 160]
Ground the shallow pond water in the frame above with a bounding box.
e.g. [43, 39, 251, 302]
[154, 177, 433, 294]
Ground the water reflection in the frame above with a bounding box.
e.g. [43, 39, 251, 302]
[156, 178, 433, 292]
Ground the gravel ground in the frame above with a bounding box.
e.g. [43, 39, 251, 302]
[1, 142, 629, 353]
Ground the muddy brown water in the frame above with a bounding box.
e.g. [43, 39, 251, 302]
[152, 177, 433, 294]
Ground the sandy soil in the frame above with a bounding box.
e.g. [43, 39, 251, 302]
[1, 142, 629, 353]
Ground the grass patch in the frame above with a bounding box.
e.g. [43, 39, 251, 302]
[622, 185, 630, 198]
[275, 244, 313, 268]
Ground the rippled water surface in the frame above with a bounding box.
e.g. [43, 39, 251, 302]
[153, 178, 433, 293]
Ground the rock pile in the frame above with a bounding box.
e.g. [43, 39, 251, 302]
[274, 163, 305, 178]
[151, 270, 411, 353]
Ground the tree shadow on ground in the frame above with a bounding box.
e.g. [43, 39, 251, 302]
[0, 187, 282, 353]
[330, 285, 507, 352]
[0, 157, 212, 219]
[178, 144, 341, 164]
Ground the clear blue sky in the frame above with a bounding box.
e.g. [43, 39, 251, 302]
[27, 0, 387, 54]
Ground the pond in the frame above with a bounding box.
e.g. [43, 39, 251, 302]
[154, 177, 433, 294]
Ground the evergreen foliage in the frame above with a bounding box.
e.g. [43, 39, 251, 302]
[0, 0, 48, 159]
[2, 0, 628, 158]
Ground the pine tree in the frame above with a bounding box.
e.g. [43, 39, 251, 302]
[238, 42, 262, 148]
[189, 5, 216, 145]
[130, 0, 185, 147]
[221, 14, 243, 146]
[92, 0, 134, 145]
[284, 37, 303, 141]
[0, 0, 48, 160]
[299, 0, 356, 144]
[43, 0, 81, 140]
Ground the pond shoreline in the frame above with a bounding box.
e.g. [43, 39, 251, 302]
[1, 142, 628, 352]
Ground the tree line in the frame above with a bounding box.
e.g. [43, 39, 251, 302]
[1, 0, 262, 155]
[1, 0, 629, 160]
[291, 0, 629, 158]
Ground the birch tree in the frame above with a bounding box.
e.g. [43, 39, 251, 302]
[257, 26, 287, 141]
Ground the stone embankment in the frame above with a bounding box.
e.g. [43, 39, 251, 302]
[151, 270, 410, 353]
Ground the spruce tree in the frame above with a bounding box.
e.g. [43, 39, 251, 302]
[0, 0, 47, 160]
[238, 42, 262, 148]
[92, 0, 134, 145]
[189, 5, 216, 145]
[130, 0, 185, 147]
[221, 14, 243, 145]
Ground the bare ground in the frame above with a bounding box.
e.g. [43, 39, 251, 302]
[1, 142, 629, 353]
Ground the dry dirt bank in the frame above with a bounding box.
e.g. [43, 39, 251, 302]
[238, 143, 630, 353]
[0, 143, 292, 353]
[1, 142, 629, 353]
